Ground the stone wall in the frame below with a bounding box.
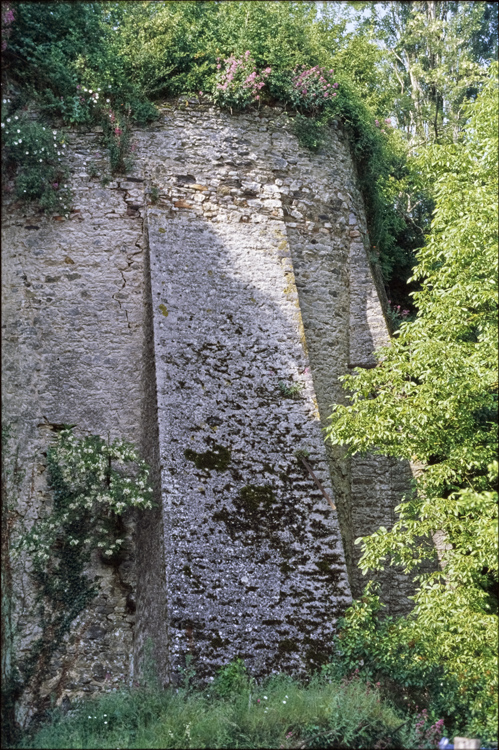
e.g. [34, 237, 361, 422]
[1, 133, 147, 722]
[2, 98, 415, 718]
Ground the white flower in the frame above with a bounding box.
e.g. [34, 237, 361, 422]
[106, 99, 110, 103]
[263, 696, 267, 700]
[1, 123, 4, 128]
[18, 139, 22, 143]
[14, 116, 18, 120]
[282, 700, 286, 704]
[89, 90, 93, 94]
[17, 129, 20, 133]
[6, 118, 10, 122]
[53, 130, 57, 135]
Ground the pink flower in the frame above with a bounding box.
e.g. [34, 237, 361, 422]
[76, 84, 80, 90]
[245, 50, 250, 57]
[114, 127, 122, 135]
[216, 64, 221, 69]
[52, 182, 59, 189]
[333, 82, 339, 88]
[375, 119, 379, 126]
[332, 92, 337, 97]
[199, 91, 203, 96]
[255, 95, 260, 100]
[324, 93, 328, 97]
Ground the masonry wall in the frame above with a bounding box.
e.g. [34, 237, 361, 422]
[2, 99, 415, 719]
[1, 135, 147, 723]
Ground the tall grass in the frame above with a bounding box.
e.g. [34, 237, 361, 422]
[18, 668, 410, 749]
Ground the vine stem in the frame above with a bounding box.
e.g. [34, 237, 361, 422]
[298, 455, 336, 511]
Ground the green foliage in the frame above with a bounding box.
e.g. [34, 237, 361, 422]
[12, 429, 153, 706]
[326, 68, 499, 743]
[278, 380, 305, 399]
[327, 583, 496, 743]
[357, 1, 496, 147]
[212, 658, 251, 699]
[20, 429, 153, 570]
[18, 666, 409, 749]
[1, 105, 72, 213]
[211, 52, 271, 110]
[291, 113, 326, 152]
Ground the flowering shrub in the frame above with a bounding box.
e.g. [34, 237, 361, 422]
[376, 117, 393, 135]
[405, 710, 445, 749]
[386, 299, 412, 330]
[103, 106, 134, 173]
[20, 428, 153, 571]
[56, 83, 106, 125]
[1, 104, 72, 213]
[286, 65, 339, 113]
[1, 2, 14, 52]
[211, 51, 271, 110]
[10, 428, 153, 718]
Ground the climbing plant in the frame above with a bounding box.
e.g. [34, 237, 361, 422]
[12, 429, 153, 707]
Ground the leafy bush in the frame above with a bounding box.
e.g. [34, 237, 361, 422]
[326, 71, 498, 746]
[291, 113, 327, 152]
[283, 65, 339, 113]
[211, 51, 271, 110]
[1, 106, 72, 213]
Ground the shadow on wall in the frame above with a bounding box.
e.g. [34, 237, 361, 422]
[135, 208, 352, 686]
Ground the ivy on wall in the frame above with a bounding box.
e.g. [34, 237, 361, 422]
[8, 429, 153, 722]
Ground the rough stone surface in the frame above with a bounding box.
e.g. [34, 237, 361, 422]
[1, 136, 146, 723]
[2, 99, 416, 717]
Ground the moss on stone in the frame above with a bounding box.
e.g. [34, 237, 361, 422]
[277, 638, 299, 654]
[184, 444, 231, 471]
[238, 484, 275, 513]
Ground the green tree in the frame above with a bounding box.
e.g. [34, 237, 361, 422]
[360, 1, 497, 147]
[326, 66, 498, 734]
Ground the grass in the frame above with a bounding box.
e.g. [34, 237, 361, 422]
[16, 668, 411, 749]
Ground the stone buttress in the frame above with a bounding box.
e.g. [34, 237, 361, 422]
[1, 100, 416, 715]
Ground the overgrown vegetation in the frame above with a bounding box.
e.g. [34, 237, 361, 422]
[0, 0, 439, 299]
[2, 2, 497, 745]
[5, 429, 153, 741]
[327, 66, 498, 744]
[16, 658, 448, 749]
